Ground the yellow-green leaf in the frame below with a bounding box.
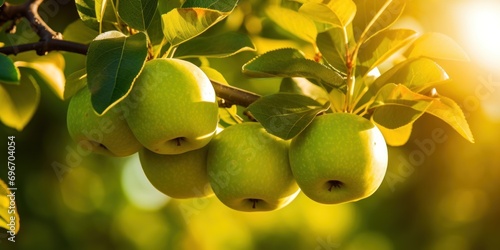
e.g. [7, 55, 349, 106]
[357, 29, 419, 77]
[0, 69, 40, 131]
[63, 68, 87, 100]
[266, 6, 317, 44]
[200, 66, 240, 126]
[299, 0, 356, 28]
[372, 112, 413, 146]
[407, 32, 470, 61]
[162, 8, 229, 47]
[246, 93, 330, 140]
[0, 179, 20, 235]
[13, 52, 65, 100]
[175, 32, 256, 58]
[353, 0, 406, 43]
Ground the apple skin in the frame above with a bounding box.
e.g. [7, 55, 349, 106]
[207, 122, 300, 212]
[139, 146, 214, 199]
[67, 87, 142, 157]
[289, 113, 388, 204]
[124, 58, 219, 155]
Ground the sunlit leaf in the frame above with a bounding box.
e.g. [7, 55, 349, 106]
[64, 68, 88, 100]
[352, 0, 406, 43]
[279, 77, 329, 104]
[242, 48, 344, 90]
[317, 28, 348, 74]
[0, 68, 40, 131]
[118, 0, 158, 31]
[371, 110, 413, 146]
[247, 93, 330, 140]
[200, 66, 239, 125]
[182, 0, 238, 12]
[162, 8, 229, 47]
[13, 52, 66, 100]
[265, 6, 317, 44]
[86, 31, 148, 114]
[425, 95, 474, 143]
[371, 84, 474, 143]
[75, 0, 117, 31]
[357, 29, 419, 76]
[299, 0, 356, 28]
[0, 179, 20, 234]
[371, 57, 449, 94]
[63, 20, 99, 43]
[175, 32, 255, 58]
[146, 8, 164, 56]
[0, 54, 20, 84]
[406, 32, 470, 61]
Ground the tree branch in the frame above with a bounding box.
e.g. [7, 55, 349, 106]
[1, 0, 62, 55]
[0, 0, 261, 107]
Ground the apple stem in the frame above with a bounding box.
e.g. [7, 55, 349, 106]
[250, 199, 258, 209]
[328, 180, 343, 192]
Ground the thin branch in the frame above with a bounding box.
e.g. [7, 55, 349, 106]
[0, 39, 89, 55]
[211, 80, 261, 107]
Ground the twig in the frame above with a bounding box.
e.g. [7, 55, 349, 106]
[1, 0, 62, 55]
[0, 39, 89, 55]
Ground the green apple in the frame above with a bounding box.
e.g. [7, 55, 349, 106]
[207, 122, 300, 212]
[124, 58, 219, 155]
[289, 113, 388, 204]
[139, 146, 214, 199]
[67, 87, 142, 157]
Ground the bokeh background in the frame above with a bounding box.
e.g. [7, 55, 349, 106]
[1, 0, 500, 249]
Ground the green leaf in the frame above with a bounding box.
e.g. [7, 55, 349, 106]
[425, 95, 474, 143]
[352, 0, 406, 43]
[406, 32, 470, 61]
[146, 8, 164, 56]
[371, 84, 474, 143]
[279, 77, 329, 104]
[371, 57, 450, 94]
[265, 6, 317, 44]
[175, 32, 255, 58]
[299, 0, 357, 28]
[86, 31, 148, 114]
[161, 8, 230, 47]
[75, 0, 117, 31]
[63, 20, 99, 43]
[357, 29, 418, 76]
[0, 68, 40, 131]
[13, 52, 66, 100]
[118, 0, 158, 31]
[371, 110, 413, 146]
[200, 66, 240, 126]
[0, 179, 20, 234]
[64, 68, 88, 100]
[246, 93, 330, 140]
[0, 54, 20, 84]
[0, 1, 4, 6]
[182, 0, 238, 12]
[95, 0, 118, 25]
[317, 28, 348, 74]
[242, 48, 344, 90]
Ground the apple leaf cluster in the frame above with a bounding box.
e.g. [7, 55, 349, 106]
[242, 0, 474, 146]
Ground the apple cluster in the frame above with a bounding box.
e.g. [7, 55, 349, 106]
[67, 58, 389, 212]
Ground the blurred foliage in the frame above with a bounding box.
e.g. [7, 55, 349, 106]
[1, 0, 500, 249]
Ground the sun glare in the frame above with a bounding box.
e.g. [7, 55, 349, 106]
[459, 1, 500, 67]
